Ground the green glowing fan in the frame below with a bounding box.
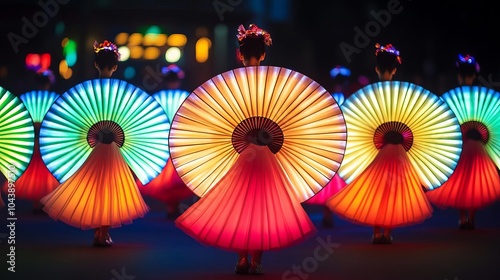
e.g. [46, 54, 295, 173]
[152, 89, 190, 122]
[19, 90, 59, 123]
[39, 79, 170, 185]
[0, 86, 35, 180]
[441, 85, 500, 167]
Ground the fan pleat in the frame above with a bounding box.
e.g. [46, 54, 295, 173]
[175, 144, 316, 251]
[328, 144, 433, 227]
[169, 66, 346, 201]
[40, 79, 169, 185]
[0, 87, 34, 180]
[41, 143, 149, 229]
[338, 81, 462, 190]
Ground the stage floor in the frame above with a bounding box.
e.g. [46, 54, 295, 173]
[1, 197, 499, 280]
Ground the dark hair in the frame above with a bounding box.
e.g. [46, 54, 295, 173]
[94, 50, 119, 71]
[375, 43, 401, 74]
[35, 70, 55, 88]
[239, 36, 267, 60]
[376, 51, 401, 74]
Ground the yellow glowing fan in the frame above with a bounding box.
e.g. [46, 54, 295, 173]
[169, 66, 347, 201]
[338, 81, 463, 190]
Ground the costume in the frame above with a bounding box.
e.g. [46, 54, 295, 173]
[172, 66, 347, 251]
[0, 86, 35, 207]
[426, 86, 500, 210]
[1, 90, 59, 202]
[39, 78, 169, 229]
[327, 81, 463, 227]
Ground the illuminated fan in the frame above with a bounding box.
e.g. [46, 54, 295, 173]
[152, 89, 190, 122]
[39, 79, 169, 229]
[138, 89, 193, 209]
[331, 92, 345, 106]
[0, 86, 35, 182]
[426, 86, 500, 209]
[172, 66, 347, 250]
[327, 81, 462, 227]
[2, 90, 60, 202]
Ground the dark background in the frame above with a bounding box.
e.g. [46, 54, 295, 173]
[1, 0, 499, 97]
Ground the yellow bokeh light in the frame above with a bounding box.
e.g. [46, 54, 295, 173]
[129, 46, 144, 59]
[62, 67, 72, 79]
[165, 47, 181, 63]
[143, 33, 167, 46]
[59, 59, 68, 74]
[61, 37, 69, 47]
[128, 33, 143, 46]
[118, 46, 130, 61]
[115, 32, 129, 45]
[167, 34, 187, 47]
[195, 37, 211, 63]
[144, 47, 160, 60]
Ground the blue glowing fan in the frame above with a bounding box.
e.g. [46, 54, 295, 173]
[39, 79, 170, 184]
[0, 86, 35, 180]
[338, 81, 463, 190]
[331, 92, 345, 106]
[152, 89, 190, 122]
[19, 90, 59, 123]
[441, 86, 500, 168]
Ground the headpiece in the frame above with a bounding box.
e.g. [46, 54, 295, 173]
[237, 24, 272, 46]
[456, 53, 480, 73]
[375, 43, 402, 64]
[93, 40, 121, 60]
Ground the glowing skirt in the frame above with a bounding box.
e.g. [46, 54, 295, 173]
[138, 158, 194, 203]
[327, 144, 433, 227]
[41, 143, 149, 229]
[426, 140, 500, 209]
[305, 174, 346, 205]
[2, 141, 59, 201]
[175, 144, 316, 252]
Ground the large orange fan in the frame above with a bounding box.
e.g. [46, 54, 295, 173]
[327, 81, 463, 227]
[40, 79, 170, 229]
[172, 66, 347, 251]
[426, 86, 500, 209]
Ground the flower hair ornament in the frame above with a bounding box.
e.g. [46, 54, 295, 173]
[237, 24, 272, 46]
[456, 53, 480, 73]
[93, 40, 121, 60]
[161, 64, 185, 79]
[375, 43, 402, 64]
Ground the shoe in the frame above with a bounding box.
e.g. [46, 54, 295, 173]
[93, 229, 113, 247]
[371, 234, 385, 244]
[235, 256, 249, 274]
[249, 260, 263, 275]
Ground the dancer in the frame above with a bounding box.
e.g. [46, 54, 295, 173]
[173, 24, 346, 274]
[327, 43, 462, 244]
[426, 54, 500, 230]
[41, 40, 168, 247]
